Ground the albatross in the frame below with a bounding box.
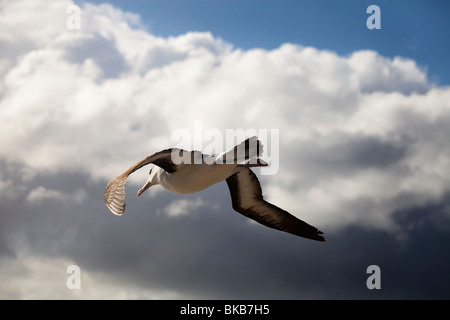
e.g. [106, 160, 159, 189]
[104, 136, 325, 241]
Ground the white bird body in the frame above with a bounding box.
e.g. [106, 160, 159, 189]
[154, 162, 238, 194]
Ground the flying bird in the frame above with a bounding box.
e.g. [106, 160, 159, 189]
[104, 136, 325, 241]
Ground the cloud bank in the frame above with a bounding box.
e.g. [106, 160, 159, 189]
[1, 0, 450, 299]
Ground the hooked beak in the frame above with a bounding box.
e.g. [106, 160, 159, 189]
[137, 179, 152, 197]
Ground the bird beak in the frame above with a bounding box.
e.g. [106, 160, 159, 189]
[137, 179, 152, 197]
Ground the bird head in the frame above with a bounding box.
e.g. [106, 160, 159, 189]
[137, 168, 154, 197]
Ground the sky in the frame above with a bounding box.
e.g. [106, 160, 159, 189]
[1, 0, 450, 299]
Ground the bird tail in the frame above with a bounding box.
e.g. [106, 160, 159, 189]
[218, 136, 263, 164]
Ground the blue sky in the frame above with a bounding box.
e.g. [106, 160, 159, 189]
[82, 0, 450, 85]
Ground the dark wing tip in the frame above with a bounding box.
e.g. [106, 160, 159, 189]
[291, 225, 326, 242]
[314, 233, 326, 242]
[290, 226, 325, 241]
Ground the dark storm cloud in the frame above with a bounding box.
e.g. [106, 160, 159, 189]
[283, 132, 411, 190]
[315, 133, 410, 170]
[1, 162, 449, 299]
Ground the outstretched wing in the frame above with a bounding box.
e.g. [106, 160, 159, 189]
[226, 166, 325, 241]
[104, 148, 181, 216]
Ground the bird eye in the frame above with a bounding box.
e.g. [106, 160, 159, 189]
[149, 168, 153, 175]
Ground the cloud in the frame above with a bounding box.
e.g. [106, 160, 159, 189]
[26, 186, 64, 204]
[1, 0, 450, 299]
[0, 252, 181, 299]
[160, 197, 206, 218]
[26, 186, 87, 204]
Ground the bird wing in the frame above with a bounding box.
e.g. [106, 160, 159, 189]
[225, 166, 325, 241]
[104, 148, 182, 216]
[215, 136, 263, 164]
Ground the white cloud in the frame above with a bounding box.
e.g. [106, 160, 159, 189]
[0, 253, 182, 299]
[26, 186, 64, 203]
[1, 0, 450, 238]
[26, 186, 87, 205]
[162, 197, 205, 218]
